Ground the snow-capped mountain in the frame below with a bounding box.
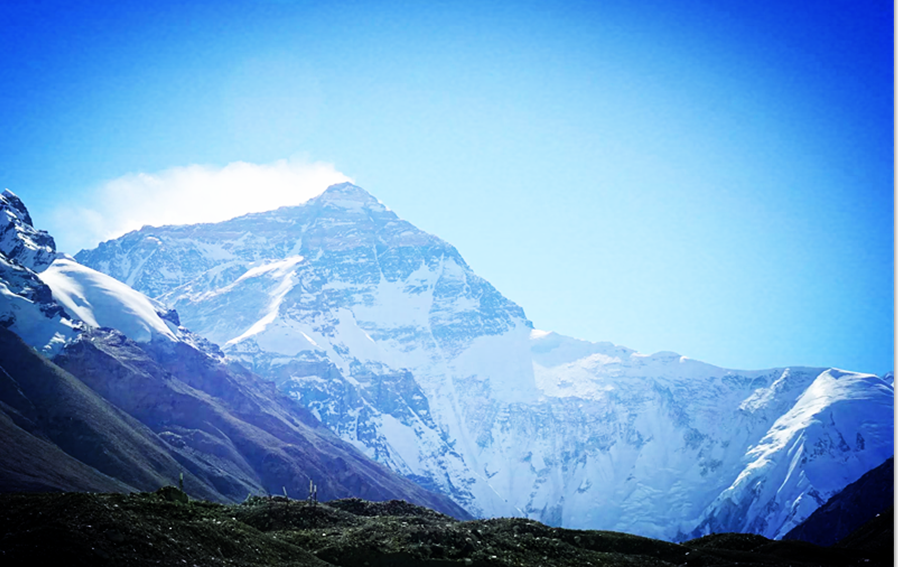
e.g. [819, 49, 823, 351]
[78, 183, 534, 516]
[0, 187, 469, 518]
[76, 182, 894, 540]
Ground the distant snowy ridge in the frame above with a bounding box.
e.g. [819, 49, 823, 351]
[76, 182, 894, 540]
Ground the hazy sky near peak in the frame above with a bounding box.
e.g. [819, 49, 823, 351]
[0, 0, 892, 374]
[50, 158, 350, 250]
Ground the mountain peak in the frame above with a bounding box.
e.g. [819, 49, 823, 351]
[315, 182, 386, 211]
[2, 188, 34, 228]
[0, 189, 57, 271]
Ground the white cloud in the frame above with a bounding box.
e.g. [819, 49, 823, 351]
[52, 158, 351, 254]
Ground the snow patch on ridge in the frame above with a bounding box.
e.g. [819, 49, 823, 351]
[224, 256, 306, 351]
[38, 258, 176, 343]
[235, 255, 305, 283]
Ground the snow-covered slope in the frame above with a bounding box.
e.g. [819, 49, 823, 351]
[0, 188, 199, 349]
[0, 253, 78, 356]
[0, 187, 177, 351]
[529, 331, 893, 539]
[691, 369, 893, 539]
[38, 258, 178, 344]
[76, 182, 894, 540]
[0, 189, 79, 355]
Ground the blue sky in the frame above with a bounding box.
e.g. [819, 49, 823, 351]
[1, 0, 893, 374]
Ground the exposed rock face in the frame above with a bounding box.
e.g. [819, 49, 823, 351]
[0, 325, 222, 499]
[76, 182, 894, 540]
[0, 189, 57, 272]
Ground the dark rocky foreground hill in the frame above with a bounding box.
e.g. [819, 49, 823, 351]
[783, 456, 893, 547]
[0, 490, 891, 567]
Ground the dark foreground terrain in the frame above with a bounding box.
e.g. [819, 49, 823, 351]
[0, 490, 891, 567]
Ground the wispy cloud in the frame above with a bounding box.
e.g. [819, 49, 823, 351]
[53, 159, 351, 254]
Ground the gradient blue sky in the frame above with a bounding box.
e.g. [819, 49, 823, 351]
[1, 0, 893, 374]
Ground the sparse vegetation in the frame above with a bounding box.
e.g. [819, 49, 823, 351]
[0, 491, 890, 566]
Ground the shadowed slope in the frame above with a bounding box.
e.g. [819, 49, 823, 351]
[0, 408, 131, 493]
[783, 456, 893, 546]
[53, 327, 471, 518]
[835, 506, 893, 564]
[0, 326, 219, 499]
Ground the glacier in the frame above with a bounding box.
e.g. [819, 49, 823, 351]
[73, 182, 893, 540]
